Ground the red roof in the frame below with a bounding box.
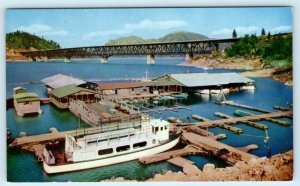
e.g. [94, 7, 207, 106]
[98, 82, 141, 90]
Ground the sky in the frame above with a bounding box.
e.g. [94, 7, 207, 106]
[6, 7, 292, 48]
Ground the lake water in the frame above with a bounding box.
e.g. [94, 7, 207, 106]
[6, 57, 293, 182]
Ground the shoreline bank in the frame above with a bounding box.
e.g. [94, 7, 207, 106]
[103, 150, 293, 182]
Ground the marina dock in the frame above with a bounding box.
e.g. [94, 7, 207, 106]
[216, 101, 271, 113]
[188, 111, 292, 129]
[234, 110, 291, 127]
[181, 132, 257, 164]
[139, 145, 205, 164]
[214, 112, 268, 130]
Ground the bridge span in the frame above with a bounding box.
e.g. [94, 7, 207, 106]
[20, 38, 239, 64]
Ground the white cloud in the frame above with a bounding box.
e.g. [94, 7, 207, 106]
[15, 23, 69, 36]
[210, 25, 292, 37]
[270, 25, 292, 34]
[82, 19, 188, 40]
[211, 26, 260, 36]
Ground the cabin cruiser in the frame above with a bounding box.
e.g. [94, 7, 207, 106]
[42, 115, 181, 174]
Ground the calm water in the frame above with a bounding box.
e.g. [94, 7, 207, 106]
[6, 57, 293, 182]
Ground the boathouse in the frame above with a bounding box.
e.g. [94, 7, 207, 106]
[13, 87, 42, 116]
[97, 81, 181, 96]
[49, 85, 98, 109]
[153, 73, 254, 92]
[97, 82, 148, 95]
[41, 74, 98, 93]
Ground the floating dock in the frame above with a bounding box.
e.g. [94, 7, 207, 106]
[215, 112, 268, 130]
[188, 111, 292, 129]
[181, 132, 257, 164]
[273, 105, 292, 111]
[216, 101, 271, 113]
[139, 145, 205, 164]
[191, 114, 210, 122]
[234, 110, 291, 127]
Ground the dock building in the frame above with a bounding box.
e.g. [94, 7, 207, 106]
[49, 85, 98, 109]
[13, 87, 42, 116]
[153, 73, 254, 93]
[41, 74, 97, 93]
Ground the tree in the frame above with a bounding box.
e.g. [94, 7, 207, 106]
[261, 28, 266, 36]
[267, 32, 271, 39]
[232, 29, 237, 38]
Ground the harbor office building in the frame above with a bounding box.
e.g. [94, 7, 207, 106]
[153, 73, 254, 92]
[13, 87, 42, 116]
[49, 85, 99, 109]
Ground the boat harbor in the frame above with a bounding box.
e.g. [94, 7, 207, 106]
[7, 70, 293, 178]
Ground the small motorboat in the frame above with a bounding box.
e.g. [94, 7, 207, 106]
[160, 95, 175, 101]
[171, 93, 188, 99]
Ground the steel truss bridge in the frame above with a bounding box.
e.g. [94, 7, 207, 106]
[20, 38, 239, 64]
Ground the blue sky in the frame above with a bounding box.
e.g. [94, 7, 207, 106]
[6, 7, 292, 48]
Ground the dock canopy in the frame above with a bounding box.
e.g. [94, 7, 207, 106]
[154, 73, 254, 87]
[41, 74, 86, 89]
[50, 85, 97, 99]
[13, 92, 40, 103]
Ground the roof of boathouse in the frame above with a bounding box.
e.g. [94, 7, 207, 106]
[50, 85, 97, 98]
[98, 81, 179, 90]
[13, 92, 40, 103]
[41, 74, 86, 89]
[154, 73, 254, 87]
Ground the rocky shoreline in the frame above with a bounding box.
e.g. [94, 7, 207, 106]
[103, 150, 293, 182]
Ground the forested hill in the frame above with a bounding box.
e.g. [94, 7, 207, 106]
[105, 31, 209, 45]
[6, 31, 60, 50]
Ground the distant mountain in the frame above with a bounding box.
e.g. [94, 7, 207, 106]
[105, 31, 209, 45]
[105, 36, 147, 45]
[6, 31, 60, 50]
[159, 31, 208, 42]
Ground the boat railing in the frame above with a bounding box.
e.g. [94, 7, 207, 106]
[76, 127, 153, 145]
[68, 120, 144, 137]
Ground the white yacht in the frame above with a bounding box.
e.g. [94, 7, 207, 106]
[42, 116, 181, 174]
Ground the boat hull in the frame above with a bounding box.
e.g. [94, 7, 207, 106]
[43, 136, 180, 174]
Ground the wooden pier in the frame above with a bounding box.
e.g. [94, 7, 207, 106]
[139, 145, 205, 164]
[215, 112, 268, 130]
[234, 110, 291, 127]
[167, 157, 201, 175]
[181, 132, 257, 164]
[216, 101, 271, 113]
[187, 111, 292, 129]
[273, 105, 292, 111]
[191, 114, 210, 122]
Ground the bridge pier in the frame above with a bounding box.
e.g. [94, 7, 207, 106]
[185, 53, 194, 62]
[29, 57, 36, 61]
[147, 54, 155, 65]
[43, 56, 49, 62]
[64, 58, 71, 62]
[100, 57, 108, 64]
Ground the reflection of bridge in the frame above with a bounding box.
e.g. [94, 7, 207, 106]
[20, 38, 239, 64]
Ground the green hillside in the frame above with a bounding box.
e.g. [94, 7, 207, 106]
[105, 31, 209, 45]
[159, 31, 208, 42]
[6, 31, 60, 50]
[105, 36, 147, 45]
